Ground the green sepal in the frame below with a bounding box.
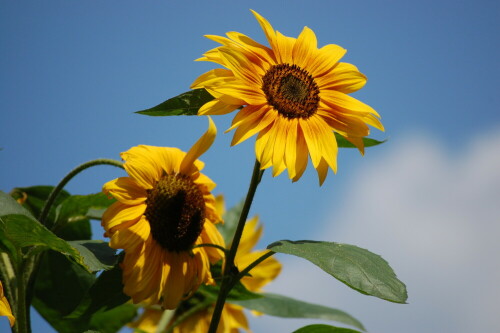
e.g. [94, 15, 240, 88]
[136, 88, 214, 116]
[268, 240, 408, 304]
[232, 293, 365, 331]
[293, 324, 362, 333]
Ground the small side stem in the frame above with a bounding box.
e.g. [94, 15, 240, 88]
[208, 160, 263, 333]
[38, 158, 124, 226]
[234, 250, 276, 287]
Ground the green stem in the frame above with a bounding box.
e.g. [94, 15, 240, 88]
[13, 251, 29, 333]
[38, 158, 124, 226]
[208, 160, 263, 333]
[192, 243, 228, 254]
[14, 158, 124, 333]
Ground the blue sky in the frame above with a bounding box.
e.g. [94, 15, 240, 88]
[1, 1, 499, 332]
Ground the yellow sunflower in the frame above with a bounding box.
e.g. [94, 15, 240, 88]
[129, 200, 281, 333]
[101, 117, 225, 309]
[192, 10, 384, 185]
[0, 281, 15, 327]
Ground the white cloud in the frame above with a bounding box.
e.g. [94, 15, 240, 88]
[250, 128, 500, 333]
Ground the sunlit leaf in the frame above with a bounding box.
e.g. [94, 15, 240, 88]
[136, 89, 215, 116]
[0, 192, 115, 273]
[293, 324, 362, 333]
[68, 240, 118, 272]
[334, 133, 386, 149]
[233, 293, 364, 331]
[268, 240, 407, 303]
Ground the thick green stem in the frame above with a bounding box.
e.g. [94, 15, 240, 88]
[208, 160, 263, 333]
[13, 251, 29, 333]
[38, 158, 124, 226]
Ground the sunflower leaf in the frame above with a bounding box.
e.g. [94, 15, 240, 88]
[136, 89, 215, 116]
[267, 240, 408, 304]
[9, 186, 71, 227]
[335, 133, 386, 149]
[66, 261, 130, 319]
[0, 191, 113, 273]
[293, 324, 362, 333]
[232, 293, 365, 331]
[68, 240, 118, 271]
[55, 193, 114, 229]
[89, 303, 137, 333]
[32, 250, 96, 333]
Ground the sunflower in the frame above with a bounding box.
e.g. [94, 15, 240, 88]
[101, 117, 225, 309]
[191, 10, 384, 185]
[0, 281, 15, 327]
[129, 199, 281, 333]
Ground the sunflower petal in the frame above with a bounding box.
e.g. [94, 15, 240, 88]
[292, 26, 317, 68]
[250, 10, 278, 59]
[102, 202, 146, 233]
[180, 117, 216, 174]
[103, 177, 147, 205]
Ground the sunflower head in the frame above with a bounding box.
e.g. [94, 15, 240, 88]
[101, 117, 225, 309]
[192, 10, 384, 185]
[128, 198, 280, 333]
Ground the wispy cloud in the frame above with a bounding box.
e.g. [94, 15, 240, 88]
[250, 128, 500, 333]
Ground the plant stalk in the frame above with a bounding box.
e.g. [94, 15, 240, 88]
[208, 160, 263, 333]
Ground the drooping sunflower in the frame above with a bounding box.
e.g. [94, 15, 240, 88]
[129, 199, 281, 333]
[0, 281, 15, 327]
[101, 117, 225, 309]
[192, 10, 384, 185]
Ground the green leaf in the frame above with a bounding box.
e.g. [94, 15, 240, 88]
[268, 240, 407, 304]
[335, 133, 386, 149]
[232, 293, 364, 331]
[89, 303, 137, 333]
[55, 193, 114, 228]
[0, 192, 114, 273]
[136, 89, 215, 116]
[217, 199, 244, 245]
[32, 250, 96, 333]
[9, 186, 71, 225]
[293, 324, 362, 333]
[67, 261, 130, 319]
[0, 190, 39, 220]
[68, 240, 118, 271]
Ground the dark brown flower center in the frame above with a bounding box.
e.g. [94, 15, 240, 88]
[145, 173, 206, 252]
[262, 64, 320, 119]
